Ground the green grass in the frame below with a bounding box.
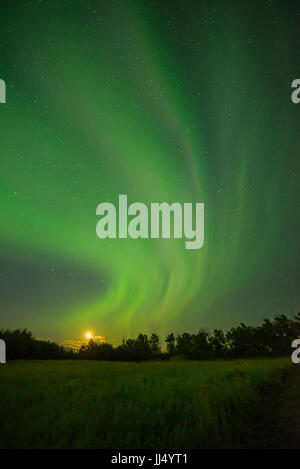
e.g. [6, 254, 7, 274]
[0, 358, 294, 448]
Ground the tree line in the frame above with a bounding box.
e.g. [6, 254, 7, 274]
[0, 329, 71, 360]
[1, 313, 300, 361]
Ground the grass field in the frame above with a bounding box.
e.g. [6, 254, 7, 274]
[0, 358, 296, 449]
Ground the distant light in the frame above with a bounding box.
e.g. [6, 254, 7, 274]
[86, 332, 92, 339]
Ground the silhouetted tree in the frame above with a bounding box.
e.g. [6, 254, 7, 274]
[176, 333, 193, 356]
[165, 333, 176, 356]
[150, 333, 161, 356]
[210, 329, 227, 358]
[190, 329, 213, 359]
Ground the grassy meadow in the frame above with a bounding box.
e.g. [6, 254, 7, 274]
[0, 358, 296, 449]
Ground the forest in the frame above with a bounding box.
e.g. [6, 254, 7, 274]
[1, 313, 300, 361]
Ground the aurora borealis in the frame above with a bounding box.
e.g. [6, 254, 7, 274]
[0, 0, 299, 344]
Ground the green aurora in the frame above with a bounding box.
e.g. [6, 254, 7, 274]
[0, 0, 299, 344]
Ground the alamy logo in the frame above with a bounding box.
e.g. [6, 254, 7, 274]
[96, 195, 204, 250]
[0, 339, 6, 363]
[291, 79, 300, 104]
[291, 339, 300, 364]
[0, 79, 6, 103]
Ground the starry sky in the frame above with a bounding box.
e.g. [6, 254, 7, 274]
[0, 0, 299, 344]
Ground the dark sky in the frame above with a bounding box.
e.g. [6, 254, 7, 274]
[0, 0, 299, 343]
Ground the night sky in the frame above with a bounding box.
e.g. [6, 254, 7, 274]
[0, 0, 299, 344]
